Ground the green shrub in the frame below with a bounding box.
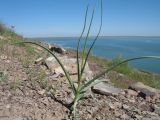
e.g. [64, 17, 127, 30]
[0, 23, 7, 34]
[0, 22, 17, 37]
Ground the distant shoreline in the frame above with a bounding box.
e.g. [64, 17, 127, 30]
[28, 36, 160, 39]
[28, 37, 160, 74]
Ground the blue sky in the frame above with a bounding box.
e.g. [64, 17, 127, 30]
[0, 0, 160, 37]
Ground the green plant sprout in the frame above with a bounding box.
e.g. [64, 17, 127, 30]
[15, 0, 160, 119]
[0, 72, 3, 80]
[0, 71, 8, 82]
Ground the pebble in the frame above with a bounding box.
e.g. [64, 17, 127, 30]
[122, 104, 130, 111]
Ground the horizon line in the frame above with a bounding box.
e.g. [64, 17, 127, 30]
[27, 35, 160, 39]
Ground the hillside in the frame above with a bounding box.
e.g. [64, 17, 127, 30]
[0, 25, 160, 120]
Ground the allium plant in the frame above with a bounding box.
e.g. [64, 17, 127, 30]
[16, 0, 160, 119]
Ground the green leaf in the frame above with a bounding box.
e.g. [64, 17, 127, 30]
[80, 79, 106, 93]
[80, 0, 103, 78]
[77, 5, 89, 86]
[81, 6, 95, 70]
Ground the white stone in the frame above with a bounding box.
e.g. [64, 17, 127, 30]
[92, 82, 122, 96]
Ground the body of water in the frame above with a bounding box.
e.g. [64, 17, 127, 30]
[37, 36, 160, 74]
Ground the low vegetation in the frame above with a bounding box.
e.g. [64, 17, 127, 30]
[90, 55, 160, 89]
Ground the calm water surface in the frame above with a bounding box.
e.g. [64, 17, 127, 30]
[37, 37, 160, 73]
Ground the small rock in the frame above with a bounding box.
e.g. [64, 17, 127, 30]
[120, 114, 130, 119]
[5, 60, 10, 63]
[151, 104, 160, 115]
[133, 107, 141, 114]
[40, 97, 49, 106]
[125, 89, 138, 97]
[45, 57, 57, 73]
[0, 55, 7, 60]
[119, 73, 124, 77]
[37, 89, 46, 95]
[120, 91, 126, 95]
[122, 104, 130, 111]
[45, 56, 92, 78]
[108, 102, 116, 110]
[13, 117, 28, 120]
[65, 97, 73, 105]
[109, 96, 119, 102]
[134, 115, 143, 119]
[6, 104, 11, 109]
[129, 82, 160, 100]
[142, 117, 160, 120]
[35, 57, 44, 65]
[51, 73, 63, 78]
[85, 70, 93, 80]
[108, 102, 122, 110]
[144, 111, 159, 118]
[0, 36, 5, 40]
[114, 111, 121, 118]
[128, 98, 136, 103]
[48, 44, 66, 54]
[92, 82, 122, 96]
[54, 66, 65, 77]
[145, 96, 152, 102]
[138, 102, 150, 111]
[114, 102, 122, 109]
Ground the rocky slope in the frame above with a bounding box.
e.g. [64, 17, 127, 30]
[0, 36, 160, 120]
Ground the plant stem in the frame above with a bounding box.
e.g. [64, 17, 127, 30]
[77, 5, 89, 87]
[72, 97, 78, 120]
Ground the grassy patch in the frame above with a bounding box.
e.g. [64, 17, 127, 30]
[109, 56, 132, 74]
[0, 71, 8, 82]
[10, 80, 21, 91]
[105, 56, 160, 89]
[28, 67, 48, 89]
